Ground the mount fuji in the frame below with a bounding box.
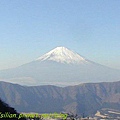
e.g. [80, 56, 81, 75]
[36, 47, 87, 64]
[0, 47, 120, 86]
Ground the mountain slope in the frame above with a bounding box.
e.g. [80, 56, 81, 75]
[0, 47, 120, 86]
[0, 81, 120, 116]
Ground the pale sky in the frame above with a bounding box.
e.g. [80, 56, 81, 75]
[0, 0, 120, 70]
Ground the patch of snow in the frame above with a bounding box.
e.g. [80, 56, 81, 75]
[95, 111, 107, 118]
[36, 47, 88, 64]
[108, 111, 120, 114]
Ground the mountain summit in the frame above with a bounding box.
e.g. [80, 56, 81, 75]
[36, 47, 87, 64]
[0, 47, 120, 86]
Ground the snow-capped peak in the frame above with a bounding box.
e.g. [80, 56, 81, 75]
[36, 47, 88, 64]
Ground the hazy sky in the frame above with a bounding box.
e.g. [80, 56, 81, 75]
[0, 0, 120, 70]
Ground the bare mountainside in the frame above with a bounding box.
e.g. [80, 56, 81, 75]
[0, 81, 120, 116]
[0, 47, 120, 86]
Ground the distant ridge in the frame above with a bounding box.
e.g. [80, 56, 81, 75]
[0, 81, 120, 116]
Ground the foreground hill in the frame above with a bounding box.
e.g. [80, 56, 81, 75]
[0, 81, 120, 116]
[0, 47, 120, 86]
[0, 99, 26, 120]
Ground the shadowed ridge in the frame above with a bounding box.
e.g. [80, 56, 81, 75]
[0, 98, 26, 120]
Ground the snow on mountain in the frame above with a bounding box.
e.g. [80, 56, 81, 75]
[0, 46, 120, 86]
[36, 47, 88, 64]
